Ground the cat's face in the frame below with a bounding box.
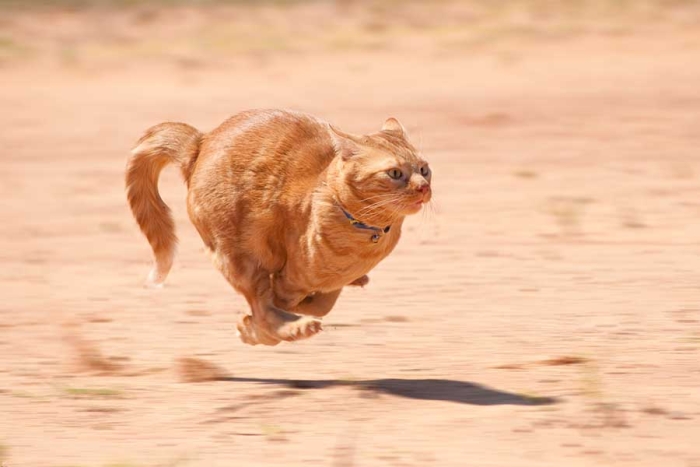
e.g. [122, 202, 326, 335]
[332, 118, 432, 218]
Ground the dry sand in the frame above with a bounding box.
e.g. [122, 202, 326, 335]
[0, 3, 699, 466]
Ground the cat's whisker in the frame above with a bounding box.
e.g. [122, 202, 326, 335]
[358, 198, 401, 212]
[363, 192, 401, 199]
[357, 203, 403, 221]
[355, 196, 403, 213]
[428, 198, 440, 216]
[356, 197, 403, 215]
[427, 198, 435, 217]
[383, 197, 407, 220]
[334, 193, 397, 212]
[390, 203, 407, 223]
[357, 193, 403, 203]
[358, 201, 400, 212]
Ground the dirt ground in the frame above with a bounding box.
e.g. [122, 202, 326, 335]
[1, 2, 700, 466]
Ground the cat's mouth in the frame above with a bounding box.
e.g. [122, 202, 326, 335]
[412, 193, 431, 207]
[378, 195, 428, 216]
[404, 198, 425, 214]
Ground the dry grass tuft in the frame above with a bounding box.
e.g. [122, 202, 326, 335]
[540, 355, 589, 366]
[0, 443, 8, 462]
[176, 357, 229, 383]
[546, 196, 594, 237]
[63, 325, 126, 376]
[63, 387, 124, 398]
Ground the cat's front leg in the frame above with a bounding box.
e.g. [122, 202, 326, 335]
[291, 289, 343, 317]
[271, 272, 344, 318]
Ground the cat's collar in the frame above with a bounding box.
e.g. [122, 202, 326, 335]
[337, 203, 391, 243]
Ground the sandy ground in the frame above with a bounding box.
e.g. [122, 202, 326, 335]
[1, 3, 700, 466]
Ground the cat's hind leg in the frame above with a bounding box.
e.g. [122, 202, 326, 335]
[236, 270, 323, 345]
[209, 249, 323, 345]
[241, 297, 322, 344]
[236, 314, 281, 346]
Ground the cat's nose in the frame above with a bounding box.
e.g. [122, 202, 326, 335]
[416, 183, 430, 194]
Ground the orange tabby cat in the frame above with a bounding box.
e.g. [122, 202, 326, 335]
[126, 110, 432, 346]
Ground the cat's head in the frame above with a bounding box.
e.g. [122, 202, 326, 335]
[329, 118, 432, 222]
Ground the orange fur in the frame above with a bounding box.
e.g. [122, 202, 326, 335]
[126, 110, 432, 345]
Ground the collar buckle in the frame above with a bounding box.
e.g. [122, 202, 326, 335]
[337, 203, 391, 243]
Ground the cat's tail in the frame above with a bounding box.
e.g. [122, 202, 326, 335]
[126, 122, 202, 287]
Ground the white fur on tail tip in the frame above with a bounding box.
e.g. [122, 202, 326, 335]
[146, 267, 166, 289]
[146, 250, 174, 289]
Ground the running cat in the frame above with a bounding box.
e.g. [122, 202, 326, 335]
[126, 109, 432, 345]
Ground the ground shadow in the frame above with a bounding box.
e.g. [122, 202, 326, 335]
[221, 377, 558, 406]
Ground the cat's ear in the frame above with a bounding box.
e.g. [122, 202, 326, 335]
[329, 125, 361, 160]
[381, 117, 407, 137]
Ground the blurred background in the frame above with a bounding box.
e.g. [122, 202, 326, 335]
[1, 1, 699, 466]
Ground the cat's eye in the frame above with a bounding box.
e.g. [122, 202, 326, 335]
[420, 166, 431, 177]
[388, 169, 403, 180]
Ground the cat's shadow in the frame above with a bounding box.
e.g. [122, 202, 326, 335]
[221, 376, 558, 406]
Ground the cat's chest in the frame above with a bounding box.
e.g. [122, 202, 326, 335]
[304, 229, 399, 290]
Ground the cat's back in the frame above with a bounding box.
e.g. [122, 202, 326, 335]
[186, 110, 335, 255]
[195, 109, 335, 181]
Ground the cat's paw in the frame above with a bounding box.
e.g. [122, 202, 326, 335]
[349, 275, 370, 287]
[276, 316, 323, 342]
[236, 315, 281, 346]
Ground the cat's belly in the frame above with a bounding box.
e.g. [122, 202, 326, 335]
[282, 252, 383, 297]
[311, 261, 376, 292]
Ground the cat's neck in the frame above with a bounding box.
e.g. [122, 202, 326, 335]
[317, 184, 399, 231]
[330, 192, 396, 230]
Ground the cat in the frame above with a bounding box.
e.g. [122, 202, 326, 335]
[126, 109, 432, 346]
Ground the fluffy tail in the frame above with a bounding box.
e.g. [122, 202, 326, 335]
[126, 122, 202, 287]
